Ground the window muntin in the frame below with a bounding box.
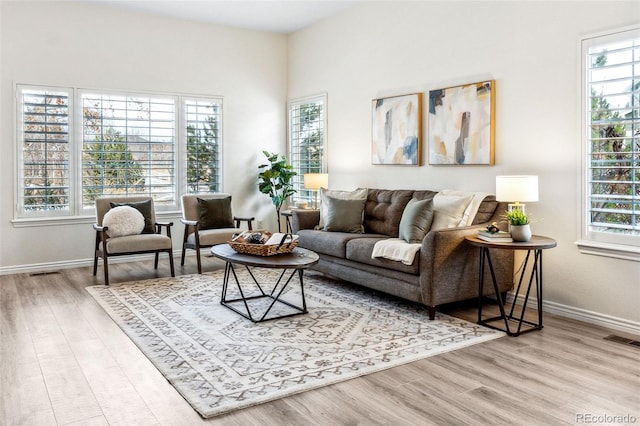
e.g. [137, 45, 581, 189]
[288, 95, 327, 205]
[15, 84, 223, 219]
[581, 27, 640, 252]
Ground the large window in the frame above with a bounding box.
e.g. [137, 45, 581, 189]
[16, 85, 222, 219]
[580, 27, 640, 259]
[288, 94, 327, 205]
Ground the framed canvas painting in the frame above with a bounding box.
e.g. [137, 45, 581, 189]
[371, 93, 422, 165]
[428, 80, 495, 165]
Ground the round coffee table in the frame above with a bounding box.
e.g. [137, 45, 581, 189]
[210, 244, 319, 322]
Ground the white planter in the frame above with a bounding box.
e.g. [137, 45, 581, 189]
[510, 224, 532, 242]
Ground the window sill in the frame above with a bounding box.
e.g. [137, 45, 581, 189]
[12, 211, 182, 228]
[575, 240, 640, 262]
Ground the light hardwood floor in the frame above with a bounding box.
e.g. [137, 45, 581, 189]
[1, 257, 638, 426]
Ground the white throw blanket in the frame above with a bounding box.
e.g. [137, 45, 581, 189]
[371, 238, 421, 265]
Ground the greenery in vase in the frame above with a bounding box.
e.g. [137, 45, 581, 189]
[258, 151, 297, 231]
[504, 209, 530, 226]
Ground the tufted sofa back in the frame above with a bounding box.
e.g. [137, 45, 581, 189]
[363, 189, 414, 236]
[362, 189, 498, 237]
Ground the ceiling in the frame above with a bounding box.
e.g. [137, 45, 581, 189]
[92, 1, 357, 34]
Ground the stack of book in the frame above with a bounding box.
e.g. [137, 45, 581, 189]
[477, 229, 513, 242]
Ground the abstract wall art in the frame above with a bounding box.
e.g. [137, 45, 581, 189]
[371, 93, 422, 165]
[428, 80, 495, 165]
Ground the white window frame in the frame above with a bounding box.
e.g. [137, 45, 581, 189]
[13, 83, 224, 226]
[577, 25, 640, 261]
[287, 93, 328, 207]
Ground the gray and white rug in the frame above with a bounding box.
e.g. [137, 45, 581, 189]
[87, 269, 503, 418]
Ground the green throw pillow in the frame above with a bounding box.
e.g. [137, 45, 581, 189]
[398, 198, 434, 243]
[322, 196, 366, 233]
[110, 200, 154, 234]
[197, 197, 234, 230]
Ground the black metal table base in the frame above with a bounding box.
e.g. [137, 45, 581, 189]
[220, 262, 308, 322]
[478, 247, 544, 337]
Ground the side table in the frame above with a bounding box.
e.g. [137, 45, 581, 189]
[281, 209, 319, 233]
[280, 210, 293, 233]
[465, 235, 557, 336]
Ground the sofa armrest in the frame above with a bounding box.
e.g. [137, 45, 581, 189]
[419, 224, 514, 307]
[292, 210, 320, 232]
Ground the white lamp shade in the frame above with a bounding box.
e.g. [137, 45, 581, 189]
[303, 173, 329, 190]
[495, 175, 539, 203]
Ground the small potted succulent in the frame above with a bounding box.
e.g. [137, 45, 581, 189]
[504, 209, 531, 242]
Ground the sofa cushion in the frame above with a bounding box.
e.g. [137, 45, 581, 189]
[187, 228, 238, 246]
[346, 237, 420, 275]
[398, 198, 434, 243]
[322, 196, 366, 233]
[296, 229, 374, 258]
[363, 189, 414, 237]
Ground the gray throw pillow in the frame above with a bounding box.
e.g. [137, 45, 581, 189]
[398, 198, 434, 243]
[197, 196, 234, 230]
[322, 196, 366, 233]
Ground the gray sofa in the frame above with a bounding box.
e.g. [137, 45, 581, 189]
[292, 188, 514, 319]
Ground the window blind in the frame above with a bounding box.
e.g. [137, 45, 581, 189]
[586, 34, 640, 237]
[20, 88, 71, 212]
[185, 99, 222, 194]
[289, 96, 327, 204]
[81, 92, 176, 208]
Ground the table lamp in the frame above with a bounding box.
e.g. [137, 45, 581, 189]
[303, 173, 329, 209]
[495, 175, 539, 214]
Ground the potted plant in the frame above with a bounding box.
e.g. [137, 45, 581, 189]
[258, 151, 297, 232]
[504, 209, 531, 242]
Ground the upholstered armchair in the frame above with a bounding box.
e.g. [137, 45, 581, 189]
[180, 194, 254, 273]
[93, 196, 175, 285]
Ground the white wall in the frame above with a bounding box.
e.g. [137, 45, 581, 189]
[1, 0, 638, 330]
[0, 1, 287, 271]
[288, 2, 640, 327]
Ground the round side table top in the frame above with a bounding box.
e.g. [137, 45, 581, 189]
[465, 235, 557, 250]
[211, 244, 319, 269]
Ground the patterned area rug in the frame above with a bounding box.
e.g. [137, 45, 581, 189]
[87, 269, 503, 418]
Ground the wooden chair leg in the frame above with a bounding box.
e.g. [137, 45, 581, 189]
[169, 251, 175, 277]
[93, 253, 99, 276]
[196, 249, 202, 274]
[181, 246, 187, 266]
[154, 253, 160, 269]
[103, 255, 110, 286]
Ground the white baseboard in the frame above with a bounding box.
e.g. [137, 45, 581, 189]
[509, 292, 640, 336]
[0, 250, 186, 276]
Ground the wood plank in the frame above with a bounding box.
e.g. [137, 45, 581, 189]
[2, 260, 638, 425]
